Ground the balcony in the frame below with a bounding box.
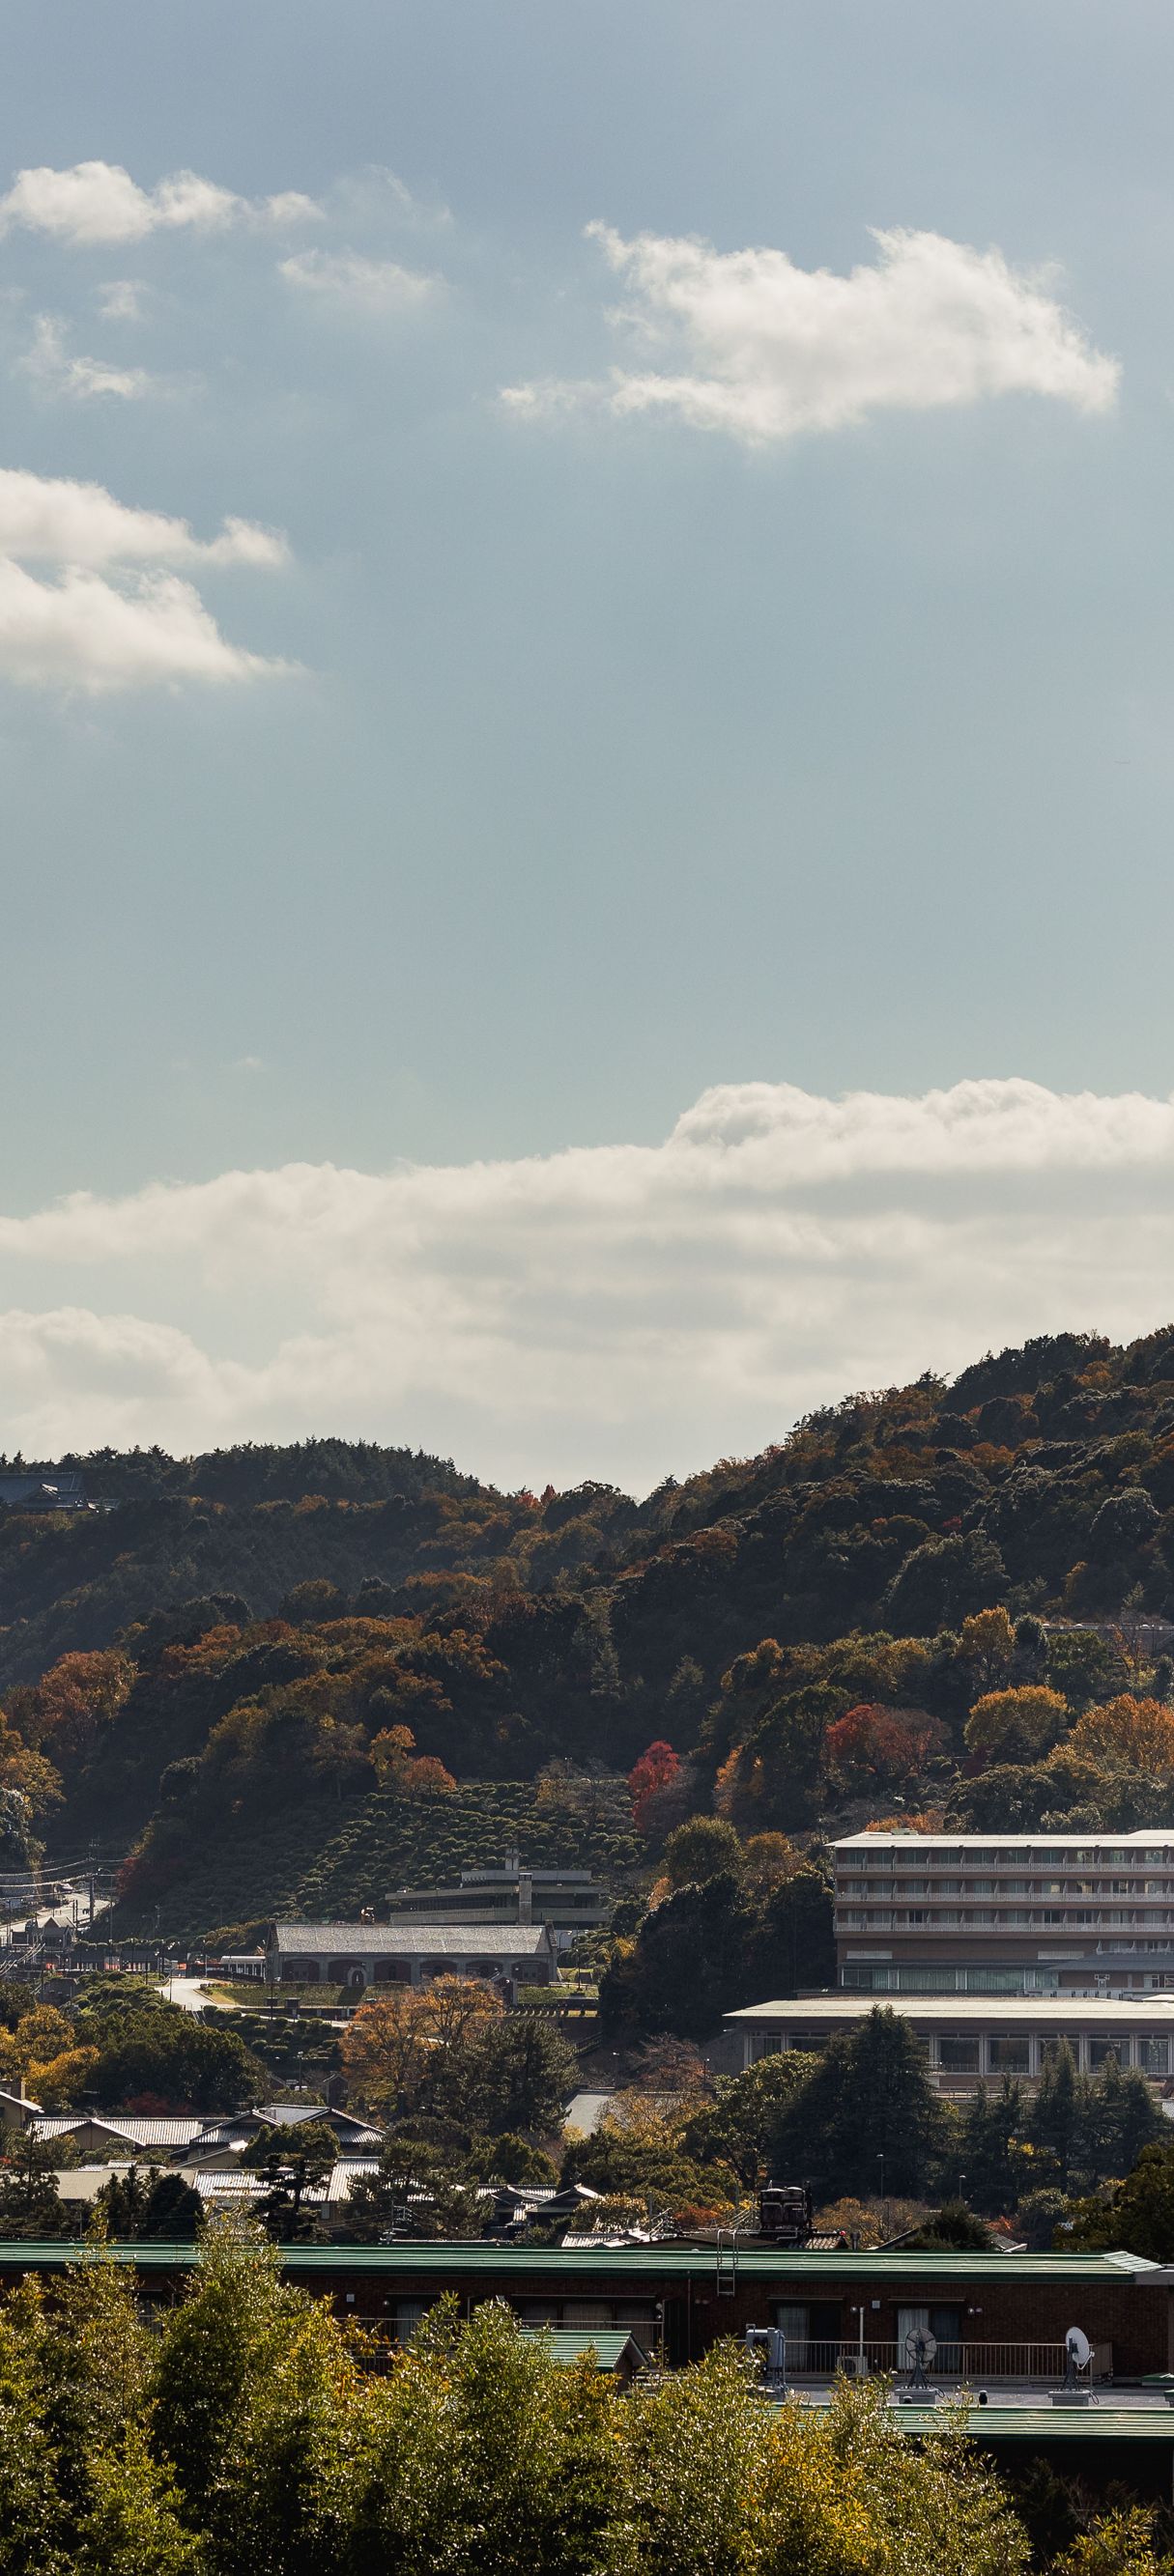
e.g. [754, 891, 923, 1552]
[783, 2339, 1088, 2384]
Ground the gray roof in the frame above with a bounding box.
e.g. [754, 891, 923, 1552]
[33, 2112, 206, 2147]
[728, 1995, 1174, 2026]
[271, 1920, 555, 1957]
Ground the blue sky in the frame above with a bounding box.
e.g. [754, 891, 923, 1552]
[2, 2, 1174, 1486]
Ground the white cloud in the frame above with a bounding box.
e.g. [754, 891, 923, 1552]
[2, 1080, 1174, 1486]
[0, 467, 287, 569]
[503, 223, 1119, 444]
[279, 247, 439, 312]
[0, 160, 321, 249]
[20, 314, 156, 402]
[96, 279, 148, 324]
[0, 466, 291, 692]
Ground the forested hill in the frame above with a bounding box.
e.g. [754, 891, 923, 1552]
[6, 1323, 1174, 1933]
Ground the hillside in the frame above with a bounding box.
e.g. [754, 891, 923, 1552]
[5, 1324, 1174, 1933]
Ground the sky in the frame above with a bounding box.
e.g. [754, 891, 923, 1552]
[3, 0, 1174, 1490]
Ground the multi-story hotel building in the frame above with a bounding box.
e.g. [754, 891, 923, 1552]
[833, 1830, 1174, 1996]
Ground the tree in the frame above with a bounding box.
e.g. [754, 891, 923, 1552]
[458, 2014, 578, 2137]
[964, 1687, 1069, 1765]
[1027, 2041, 1085, 2188]
[0, 2137, 72, 2240]
[1067, 2141, 1174, 2260]
[823, 1704, 943, 1791]
[681, 2052, 811, 2187]
[340, 1987, 432, 2117]
[628, 1741, 681, 1835]
[768, 2008, 952, 2201]
[245, 2122, 337, 2243]
[336, 2137, 479, 2241]
[661, 1815, 744, 1889]
[959, 2079, 1027, 2215]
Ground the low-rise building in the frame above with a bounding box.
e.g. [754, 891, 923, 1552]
[387, 1854, 607, 1942]
[834, 1829, 1174, 1996]
[264, 1918, 559, 1994]
[726, 1992, 1174, 2092]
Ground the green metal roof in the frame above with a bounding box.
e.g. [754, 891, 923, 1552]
[532, 2330, 644, 2368]
[0, 2243, 1157, 2284]
[882, 2406, 1174, 2445]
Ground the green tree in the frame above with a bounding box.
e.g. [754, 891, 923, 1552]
[959, 2078, 1026, 2216]
[1027, 2041, 1086, 2188]
[1067, 2140, 1174, 2261]
[0, 2137, 73, 2240]
[336, 2137, 479, 2242]
[455, 2014, 578, 2138]
[1076, 2053, 1163, 2185]
[661, 1815, 744, 1888]
[681, 2053, 811, 2188]
[767, 2008, 952, 2201]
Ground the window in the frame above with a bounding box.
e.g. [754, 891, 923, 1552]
[841, 1912, 865, 1929]
[1004, 1910, 1030, 1925]
[1137, 2038, 1170, 2076]
[938, 2036, 980, 2073]
[1089, 2037, 1130, 2068]
[988, 2035, 1030, 2072]
[905, 1910, 930, 1925]
[968, 1911, 995, 1925]
[966, 1881, 995, 1897]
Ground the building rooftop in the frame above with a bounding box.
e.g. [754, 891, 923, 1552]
[728, 1995, 1174, 2024]
[834, 1830, 1174, 1851]
[0, 2243, 1152, 2281]
[270, 1920, 555, 1956]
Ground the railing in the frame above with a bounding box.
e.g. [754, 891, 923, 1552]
[785, 2340, 1074, 2383]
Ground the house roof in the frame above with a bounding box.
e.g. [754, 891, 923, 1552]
[527, 2329, 646, 2369]
[34, 2113, 206, 2148]
[271, 1920, 556, 1957]
[0, 2088, 41, 2115]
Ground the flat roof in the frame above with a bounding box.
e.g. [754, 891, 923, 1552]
[834, 1832, 1174, 1852]
[271, 1921, 554, 1955]
[0, 2244, 1153, 2282]
[729, 1996, 1174, 2024]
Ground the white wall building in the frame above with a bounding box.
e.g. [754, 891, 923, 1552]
[833, 1830, 1174, 1996]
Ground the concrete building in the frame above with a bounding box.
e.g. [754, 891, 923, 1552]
[265, 1918, 559, 1994]
[727, 1993, 1174, 2093]
[833, 1829, 1174, 1996]
[387, 1854, 607, 1942]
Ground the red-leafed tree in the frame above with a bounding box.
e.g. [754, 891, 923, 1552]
[823, 1703, 944, 1791]
[628, 1741, 680, 1834]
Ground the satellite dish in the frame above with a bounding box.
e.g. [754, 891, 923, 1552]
[1066, 2328, 1092, 2370]
[903, 2329, 936, 2367]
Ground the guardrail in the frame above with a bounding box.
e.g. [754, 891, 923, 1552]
[786, 2340, 1076, 2383]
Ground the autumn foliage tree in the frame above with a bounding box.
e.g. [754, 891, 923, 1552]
[628, 1741, 680, 1834]
[823, 1704, 944, 1791]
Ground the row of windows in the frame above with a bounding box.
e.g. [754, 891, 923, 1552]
[840, 1847, 1174, 1868]
[838, 1909, 1172, 1930]
[765, 2032, 1170, 2074]
[839, 1879, 1173, 1899]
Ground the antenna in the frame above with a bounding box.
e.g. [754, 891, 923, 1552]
[1052, 2327, 1094, 2407]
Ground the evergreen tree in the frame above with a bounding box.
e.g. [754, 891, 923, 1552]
[767, 2008, 952, 2200]
[959, 2078, 1026, 2215]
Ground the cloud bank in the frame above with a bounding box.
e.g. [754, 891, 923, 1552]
[2, 1080, 1173, 1488]
[0, 467, 291, 691]
[0, 161, 319, 248]
[503, 223, 1119, 442]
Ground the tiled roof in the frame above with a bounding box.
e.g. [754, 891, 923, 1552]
[272, 1920, 555, 1956]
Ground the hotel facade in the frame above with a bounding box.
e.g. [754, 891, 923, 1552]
[833, 1830, 1174, 1998]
